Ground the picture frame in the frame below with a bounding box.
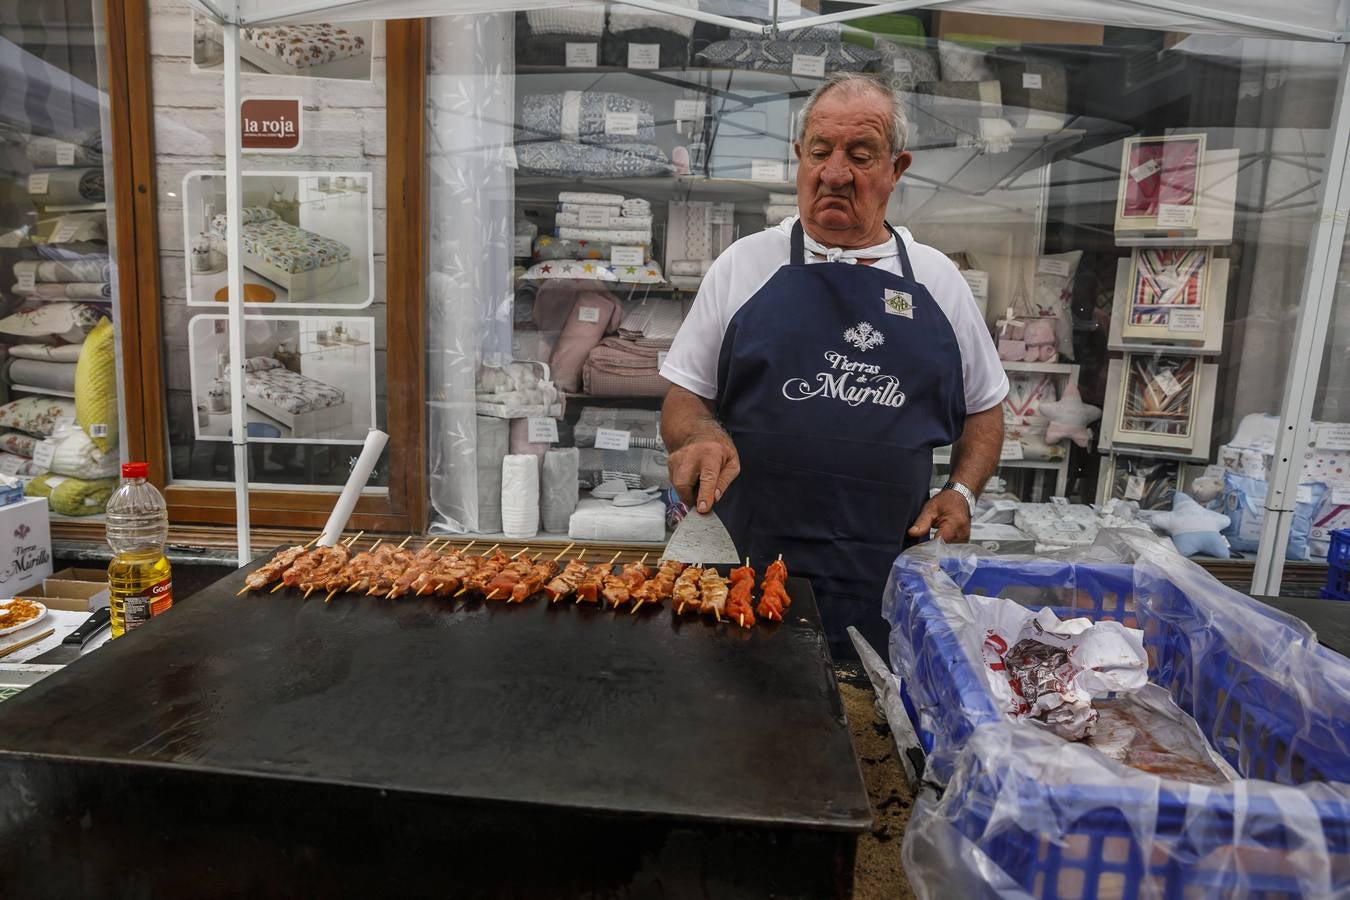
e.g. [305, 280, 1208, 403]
[1121, 247, 1211, 341]
[1101, 353, 1218, 455]
[1108, 256, 1228, 353]
[1114, 134, 1207, 235]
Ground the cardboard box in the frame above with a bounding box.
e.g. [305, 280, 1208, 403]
[934, 11, 1104, 45]
[18, 567, 110, 612]
[0, 497, 52, 597]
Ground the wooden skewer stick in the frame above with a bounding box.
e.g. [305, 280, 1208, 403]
[303, 534, 322, 549]
[738, 614, 744, 628]
[576, 549, 586, 561]
[454, 587, 468, 597]
[480, 543, 500, 557]
[552, 542, 575, 561]
[343, 530, 365, 546]
[325, 589, 339, 603]
[369, 539, 384, 551]
[396, 536, 412, 550]
[638, 552, 649, 565]
[510, 547, 529, 560]
[630, 600, 643, 615]
[777, 553, 783, 562]
[676, 602, 685, 615]
[304, 588, 316, 599]
[270, 581, 288, 594]
[487, 590, 500, 600]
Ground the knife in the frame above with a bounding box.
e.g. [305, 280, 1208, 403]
[30, 607, 111, 665]
[663, 508, 741, 566]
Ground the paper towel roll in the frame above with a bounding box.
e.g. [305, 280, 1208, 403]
[476, 416, 508, 534]
[541, 448, 579, 534]
[320, 429, 388, 546]
[501, 454, 540, 538]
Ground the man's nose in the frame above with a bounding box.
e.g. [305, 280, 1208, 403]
[820, 152, 853, 189]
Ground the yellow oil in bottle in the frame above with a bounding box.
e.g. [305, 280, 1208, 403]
[109, 549, 173, 639]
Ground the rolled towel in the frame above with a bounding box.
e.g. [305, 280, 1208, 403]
[541, 448, 580, 534]
[14, 257, 111, 283]
[476, 415, 508, 534]
[621, 198, 652, 218]
[501, 454, 540, 539]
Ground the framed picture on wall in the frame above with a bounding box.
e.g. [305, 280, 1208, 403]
[1114, 134, 1206, 235]
[1122, 247, 1211, 340]
[1102, 353, 1218, 455]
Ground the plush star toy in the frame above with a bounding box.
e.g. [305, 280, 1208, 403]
[1150, 491, 1231, 558]
[1041, 381, 1102, 447]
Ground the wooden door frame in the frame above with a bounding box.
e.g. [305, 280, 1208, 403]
[100, 5, 426, 537]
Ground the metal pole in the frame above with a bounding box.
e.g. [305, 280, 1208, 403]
[223, 23, 252, 568]
[1251, 45, 1350, 595]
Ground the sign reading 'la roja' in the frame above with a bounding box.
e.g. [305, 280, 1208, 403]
[241, 97, 302, 153]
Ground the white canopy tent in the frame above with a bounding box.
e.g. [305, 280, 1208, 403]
[191, 0, 1349, 595]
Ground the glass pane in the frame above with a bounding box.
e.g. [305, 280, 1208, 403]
[0, 2, 125, 519]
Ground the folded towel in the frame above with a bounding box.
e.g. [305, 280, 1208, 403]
[617, 299, 684, 343]
[584, 338, 668, 397]
[569, 497, 666, 542]
[8, 358, 77, 393]
[25, 129, 103, 167]
[622, 198, 652, 218]
[541, 448, 580, 534]
[25, 473, 117, 516]
[666, 260, 712, 277]
[525, 7, 605, 36]
[521, 92, 657, 145]
[600, 28, 693, 68]
[554, 210, 653, 230]
[608, 0, 697, 37]
[29, 167, 105, 205]
[14, 281, 111, 300]
[558, 191, 624, 207]
[555, 226, 653, 245]
[14, 257, 110, 283]
[574, 406, 664, 449]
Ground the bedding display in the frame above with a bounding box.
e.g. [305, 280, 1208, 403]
[210, 208, 351, 274]
[13, 256, 111, 283]
[241, 24, 367, 69]
[696, 35, 884, 72]
[243, 357, 345, 415]
[516, 141, 675, 178]
[29, 167, 105, 206]
[25, 129, 103, 168]
[521, 92, 659, 146]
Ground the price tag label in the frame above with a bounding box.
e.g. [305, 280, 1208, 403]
[1167, 308, 1205, 333]
[992, 499, 1019, 512]
[565, 43, 597, 67]
[1315, 423, 1350, 450]
[56, 145, 76, 166]
[527, 417, 559, 444]
[27, 173, 49, 195]
[595, 428, 631, 451]
[960, 270, 989, 301]
[578, 206, 610, 228]
[1332, 485, 1350, 505]
[1038, 257, 1072, 278]
[892, 57, 913, 74]
[791, 53, 826, 78]
[673, 99, 705, 124]
[657, 351, 668, 369]
[1154, 368, 1183, 398]
[1124, 474, 1146, 501]
[53, 416, 75, 432]
[502, 146, 518, 170]
[0, 456, 26, 477]
[1000, 439, 1024, 461]
[513, 234, 532, 258]
[1156, 203, 1196, 228]
[1128, 158, 1161, 182]
[577, 305, 601, 324]
[1022, 72, 1043, 90]
[708, 202, 734, 225]
[628, 43, 660, 69]
[750, 159, 785, 182]
[15, 270, 35, 292]
[52, 223, 79, 243]
[31, 441, 55, 471]
[89, 423, 108, 438]
[1296, 484, 1314, 504]
[604, 112, 639, 136]
[611, 245, 644, 267]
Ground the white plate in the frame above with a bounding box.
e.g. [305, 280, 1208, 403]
[0, 599, 47, 637]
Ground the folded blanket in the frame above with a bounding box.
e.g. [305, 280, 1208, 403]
[765, 204, 797, 220]
[514, 30, 597, 66]
[25, 129, 103, 167]
[617, 299, 684, 342]
[574, 406, 664, 449]
[30, 167, 105, 205]
[9, 343, 82, 363]
[42, 212, 106, 244]
[14, 257, 110, 283]
[534, 235, 650, 262]
[601, 28, 693, 68]
[558, 191, 624, 207]
[584, 338, 668, 397]
[569, 497, 667, 543]
[8, 359, 77, 393]
[666, 260, 712, 278]
[521, 92, 658, 145]
[14, 281, 110, 300]
[556, 226, 654, 245]
[47, 425, 118, 480]
[554, 211, 653, 230]
[24, 473, 116, 516]
[517, 141, 674, 178]
[622, 198, 651, 218]
[0, 452, 41, 477]
[578, 448, 671, 491]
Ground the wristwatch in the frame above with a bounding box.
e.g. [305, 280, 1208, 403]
[942, 480, 977, 517]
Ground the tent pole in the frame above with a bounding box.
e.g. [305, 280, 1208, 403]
[1251, 45, 1350, 596]
[223, 23, 252, 568]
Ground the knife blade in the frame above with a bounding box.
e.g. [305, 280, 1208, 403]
[30, 607, 111, 665]
[663, 509, 740, 565]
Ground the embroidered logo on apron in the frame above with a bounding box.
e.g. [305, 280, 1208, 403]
[883, 289, 914, 319]
[781, 349, 907, 408]
[843, 321, 885, 351]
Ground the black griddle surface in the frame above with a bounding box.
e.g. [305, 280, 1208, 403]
[0, 561, 870, 833]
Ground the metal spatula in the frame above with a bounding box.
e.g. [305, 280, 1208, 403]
[664, 509, 740, 565]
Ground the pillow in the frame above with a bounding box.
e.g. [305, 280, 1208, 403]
[0, 302, 103, 343]
[9, 343, 83, 363]
[1150, 491, 1230, 559]
[875, 39, 938, 90]
[24, 473, 117, 517]
[1221, 472, 1325, 560]
[47, 424, 119, 480]
[535, 235, 645, 263]
[0, 396, 77, 437]
[515, 141, 674, 178]
[522, 260, 618, 282]
[614, 259, 666, 285]
[0, 430, 36, 458]
[0, 452, 42, 477]
[243, 355, 282, 373]
[75, 317, 117, 452]
[208, 206, 278, 236]
[1041, 381, 1100, 447]
[550, 287, 623, 392]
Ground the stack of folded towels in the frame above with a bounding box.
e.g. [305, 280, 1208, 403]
[524, 191, 666, 286]
[583, 299, 684, 397]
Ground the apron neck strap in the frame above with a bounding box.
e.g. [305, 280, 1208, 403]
[790, 219, 912, 279]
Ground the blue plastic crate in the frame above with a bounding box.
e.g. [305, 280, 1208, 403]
[1325, 528, 1350, 601]
[887, 549, 1350, 898]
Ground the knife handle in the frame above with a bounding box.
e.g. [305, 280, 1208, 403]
[64, 607, 111, 646]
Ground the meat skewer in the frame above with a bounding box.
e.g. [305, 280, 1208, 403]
[365, 536, 414, 595]
[485, 552, 540, 600]
[239, 534, 322, 594]
[300, 533, 363, 598]
[452, 544, 501, 597]
[510, 557, 558, 602]
[412, 540, 476, 596]
[726, 560, 756, 629]
[457, 547, 512, 598]
[276, 531, 363, 594]
[386, 539, 444, 599]
[324, 537, 385, 601]
[698, 568, 729, 622]
[672, 565, 703, 616]
[758, 555, 791, 621]
[608, 554, 650, 611]
[544, 550, 588, 603]
[630, 559, 684, 614]
[576, 552, 622, 604]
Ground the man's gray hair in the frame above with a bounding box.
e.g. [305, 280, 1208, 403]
[795, 72, 909, 158]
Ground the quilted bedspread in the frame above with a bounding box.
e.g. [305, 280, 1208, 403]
[245, 367, 346, 415]
[242, 24, 367, 69]
[211, 210, 351, 274]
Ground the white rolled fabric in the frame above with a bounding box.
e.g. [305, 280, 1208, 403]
[501, 454, 541, 538]
[320, 429, 388, 546]
[541, 448, 579, 534]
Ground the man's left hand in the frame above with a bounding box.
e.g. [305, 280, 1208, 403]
[906, 491, 971, 543]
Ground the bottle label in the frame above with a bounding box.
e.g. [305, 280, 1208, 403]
[120, 575, 173, 633]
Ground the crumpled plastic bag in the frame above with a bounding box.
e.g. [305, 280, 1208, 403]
[1089, 684, 1237, 783]
[968, 596, 1148, 740]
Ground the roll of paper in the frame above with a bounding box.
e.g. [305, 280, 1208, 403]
[319, 429, 388, 546]
[501, 454, 540, 539]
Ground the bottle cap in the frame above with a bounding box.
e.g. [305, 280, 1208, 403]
[122, 462, 149, 479]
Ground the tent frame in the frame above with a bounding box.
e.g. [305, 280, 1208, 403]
[207, 1, 1348, 585]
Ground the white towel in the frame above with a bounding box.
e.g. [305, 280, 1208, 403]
[568, 497, 665, 542]
[558, 191, 624, 207]
[501, 454, 540, 538]
[541, 448, 579, 534]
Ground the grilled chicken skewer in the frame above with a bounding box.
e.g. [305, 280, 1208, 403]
[386, 540, 444, 599]
[698, 568, 729, 622]
[511, 558, 559, 602]
[575, 552, 621, 604]
[672, 565, 704, 616]
[485, 553, 540, 600]
[544, 552, 588, 602]
[630, 559, 684, 613]
[240, 536, 320, 594]
[606, 558, 651, 610]
[758, 556, 791, 621]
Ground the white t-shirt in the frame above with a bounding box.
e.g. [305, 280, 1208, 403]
[661, 217, 1009, 414]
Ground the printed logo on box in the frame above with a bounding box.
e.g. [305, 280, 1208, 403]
[241, 97, 302, 153]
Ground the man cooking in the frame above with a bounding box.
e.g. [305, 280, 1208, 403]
[659, 73, 1008, 654]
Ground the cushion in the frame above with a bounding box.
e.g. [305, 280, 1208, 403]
[0, 430, 37, 458]
[74, 317, 117, 452]
[9, 343, 83, 363]
[1149, 491, 1230, 559]
[0, 396, 77, 437]
[0, 452, 42, 477]
[614, 259, 666, 285]
[24, 473, 117, 517]
[244, 355, 282, 373]
[875, 39, 938, 91]
[550, 287, 623, 393]
[0, 302, 103, 343]
[534, 235, 648, 263]
[522, 259, 619, 282]
[1040, 381, 1100, 447]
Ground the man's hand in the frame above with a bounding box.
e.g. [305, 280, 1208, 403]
[906, 489, 971, 543]
[668, 426, 740, 514]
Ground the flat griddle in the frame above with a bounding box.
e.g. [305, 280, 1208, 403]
[0, 555, 871, 898]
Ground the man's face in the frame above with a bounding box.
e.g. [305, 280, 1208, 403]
[794, 87, 912, 250]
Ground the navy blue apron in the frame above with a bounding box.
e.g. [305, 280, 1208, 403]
[714, 220, 966, 659]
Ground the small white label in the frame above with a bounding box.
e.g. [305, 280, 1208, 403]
[1128, 158, 1161, 182]
[513, 234, 532, 258]
[960, 270, 989, 301]
[52, 223, 79, 243]
[527, 417, 559, 444]
[1038, 257, 1072, 278]
[15, 270, 35, 292]
[1124, 474, 1146, 501]
[0, 456, 27, 477]
[578, 206, 610, 228]
[53, 416, 75, 432]
[1022, 72, 1043, 90]
[708, 203, 734, 225]
[750, 159, 785, 182]
[992, 499, 1019, 512]
[27, 173, 49, 195]
[605, 112, 639, 136]
[673, 99, 705, 124]
[595, 428, 631, 451]
[1000, 439, 1024, 461]
[628, 43, 660, 69]
[791, 53, 826, 78]
[89, 423, 108, 438]
[657, 351, 668, 369]
[611, 245, 644, 267]
[892, 57, 913, 74]
[565, 42, 597, 67]
[1156, 203, 1196, 228]
[502, 146, 518, 170]
[56, 145, 76, 166]
[1315, 424, 1350, 450]
[1332, 485, 1350, 505]
[1154, 368, 1183, 398]
[1167, 309, 1205, 333]
[32, 441, 54, 471]
[577, 305, 601, 324]
[1296, 484, 1314, 504]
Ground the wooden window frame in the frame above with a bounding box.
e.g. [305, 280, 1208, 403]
[93, 4, 426, 540]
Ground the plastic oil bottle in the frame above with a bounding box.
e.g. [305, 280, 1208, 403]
[106, 462, 173, 638]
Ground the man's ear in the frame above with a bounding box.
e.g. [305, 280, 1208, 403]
[892, 150, 912, 183]
[793, 140, 802, 161]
